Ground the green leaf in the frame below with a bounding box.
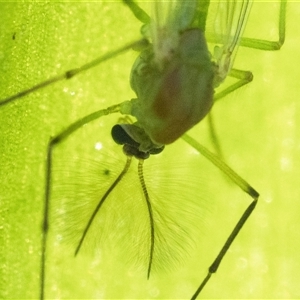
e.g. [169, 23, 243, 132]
[1, 1, 299, 299]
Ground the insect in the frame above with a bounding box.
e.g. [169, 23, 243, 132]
[0, 1, 286, 299]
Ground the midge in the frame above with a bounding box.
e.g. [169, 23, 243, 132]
[0, 0, 286, 299]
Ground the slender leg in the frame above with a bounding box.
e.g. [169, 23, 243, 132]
[0, 39, 146, 107]
[40, 104, 121, 300]
[181, 134, 259, 300]
[240, 0, 286, 51]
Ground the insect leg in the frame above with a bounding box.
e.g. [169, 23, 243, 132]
[40, 104, 121, 299]
[181, 134, 259, 300]
[240, 0, 286, 51]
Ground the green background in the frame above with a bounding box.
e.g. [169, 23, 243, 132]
[1, 1, 299, 299]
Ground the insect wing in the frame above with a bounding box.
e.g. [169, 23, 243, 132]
[150, 0, 197, 67]
[205, 0, 253, 86]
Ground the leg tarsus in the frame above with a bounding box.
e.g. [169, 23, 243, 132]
[208, 199, 258, 274]
[191, 199, 258, 300]
[190, 273, 212, 300]
[40, 137, 55, 300]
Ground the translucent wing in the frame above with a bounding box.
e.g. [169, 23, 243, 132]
[150, 0, 198, 68]
[205, 0, 253, 86]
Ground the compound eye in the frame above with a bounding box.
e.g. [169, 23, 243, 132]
[149, 145, 164, 155]
[111, 124, 140, 148]
[111, 123, 164, 158]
